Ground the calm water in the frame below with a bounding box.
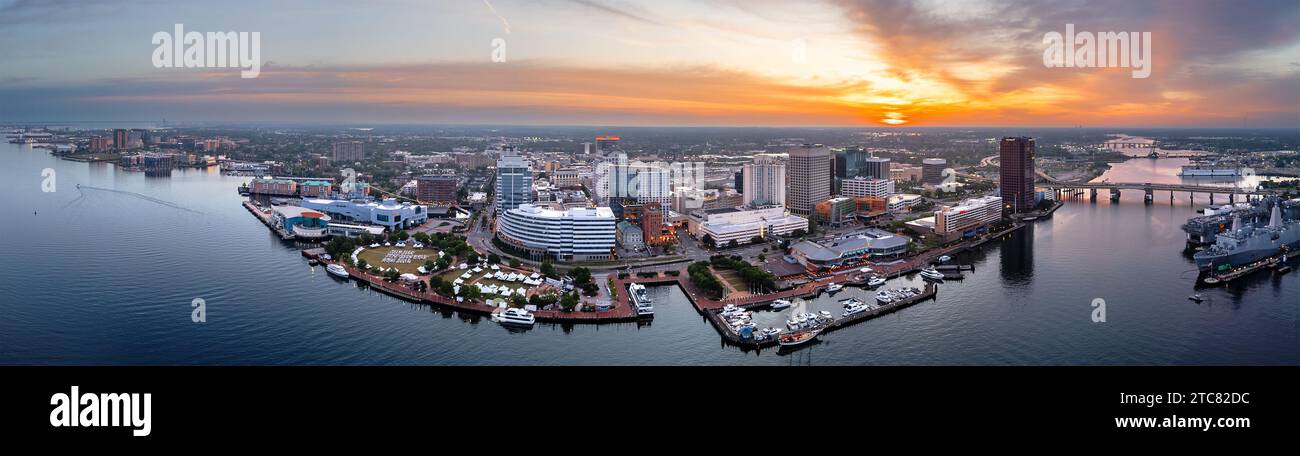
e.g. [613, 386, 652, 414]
[1, 143, 1296, 365]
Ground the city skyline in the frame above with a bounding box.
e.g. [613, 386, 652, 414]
[0, 0, 1296, 127]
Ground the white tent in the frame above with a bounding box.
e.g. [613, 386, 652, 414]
[459, 263, 469, 270]
[453, 278, 464, 285]
[417, 266, 428, 274]
[490, 265, 500, 270]
[453, 285, 460, 295]
[530, 273, 540, 279]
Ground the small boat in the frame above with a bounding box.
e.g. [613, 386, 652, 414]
[825, 283, 844, 293]
[777, 327, 821, 347]
[1023, 216, 1039, 221]
[867, 277, 886, 287]
[1187, 294, 1205, 302]
[770, 299, 792, 310]
[308, 258, 320, 266]
[859, 267, 873, 273]
[818, 310, 832, 320]
[492, 308, 536, 326]
[919, 267, 944, 281]
[326, 264, 350, 279]
[843, 302, 869, 317]
[938, 255, 952, 263]
[1277, 265, 1293, 275]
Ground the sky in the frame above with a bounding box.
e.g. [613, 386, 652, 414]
[0, 0, 1297, 127]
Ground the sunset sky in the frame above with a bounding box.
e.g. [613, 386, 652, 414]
[1, 0, 1297, 127]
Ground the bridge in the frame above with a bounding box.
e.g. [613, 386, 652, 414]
[1036, 170, 1275, 205]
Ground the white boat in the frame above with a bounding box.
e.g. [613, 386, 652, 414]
[867, 277, 886, 287]
[859, 267, 873, 273]
[825, 283, 844, 292]
[818, 310, 832, 320]
[492, 308, 536, 326]
[919, 267, 944, 281]
[770, 299, 792, 310]
[326, 264, 350, 279]
[875, 290, 894, 304]
[938, 255, 952, 263]
[843, 302, 869, 317]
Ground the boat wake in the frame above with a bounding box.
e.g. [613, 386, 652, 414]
[74, 185, 205, 215]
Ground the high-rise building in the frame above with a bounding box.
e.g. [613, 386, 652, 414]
[734, 171, 743, 194]
[999, 137, 1036, 213]
[785, 145, 831, 216]
[332, 141, 365, 162]
[112, 129, 128, 150]
[921, 158, 948, 186]
[836, 147, 869, 180]
[741, 156, 786, 208]
[88, 137, 111, 152]
[495, 152, 532, 212]
[634, 165, 672, 219]
[862, 156, 891, 180]
[842, 177, 894, 198]
[417, 175, 458, 203]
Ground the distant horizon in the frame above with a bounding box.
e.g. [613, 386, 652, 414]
[1, 0, 1296, 128]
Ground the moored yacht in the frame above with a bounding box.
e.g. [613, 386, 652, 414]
[326, 263, 350, 279]
[825, 283, 844, 293]
[492, 308, 536, 326]
[770, 299, 792, 310]
[629, 283, 654, 316]
[867, 277, 886, 287]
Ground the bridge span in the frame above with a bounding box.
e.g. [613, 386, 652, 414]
[1036, 170, 1275, 205]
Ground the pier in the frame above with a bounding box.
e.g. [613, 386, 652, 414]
[243, 201, 294, 240]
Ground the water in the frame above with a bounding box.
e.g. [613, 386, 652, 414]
[1, 142, 1296, 365]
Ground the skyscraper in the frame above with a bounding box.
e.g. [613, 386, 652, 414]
[999, 137, 1036, 213]
[495, 152, 532, 212]
[742, 155, 786, 208]
[417, 175, 458, 203]
[785, 144, 831, 216]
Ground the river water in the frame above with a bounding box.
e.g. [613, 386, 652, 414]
[1, 142, 1295, 365]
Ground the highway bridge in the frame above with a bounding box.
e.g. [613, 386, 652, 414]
[1036, 170, 1275, 205]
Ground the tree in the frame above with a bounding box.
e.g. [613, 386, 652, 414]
[438, 281, 455, 296]
[571, 267, 592, 286]
[356, 259, 369, 271]
[413, 232, 430, 244]
[727, 239, 739, 249]
[701, 233, 716, 248]
[466, 251, 480, 264]
[560, 292, 579, 312]
[750, 235, 765, 245]
[757, 253, 766, 262]
[510, 294, 527, 308]
[488, 253, 501, 264]
[540, 260, 558, 279]
[509, 258, 521, 269]
[791, 229, 806, 238]
[423, 260, 436, 272]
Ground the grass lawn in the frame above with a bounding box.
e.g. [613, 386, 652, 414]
[715, 269, 749, 292]
[355, 246, 439, 275]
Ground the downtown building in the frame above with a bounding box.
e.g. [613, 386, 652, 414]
[841, 176, 894, 198]
[999, 136, 1036, 213]
[687, 206, 808, 247]
[495, 152, 533, 212]
[932, 195, 1003, 240]
[741, 155, 786, 208]
[785, 144, 831, 216]
[332, 141, 365, 162]
[417, 175, 458, 204]
[302, 197, 429, 230]
[496, 204, 617, 262]
[921, 158, 948, 186]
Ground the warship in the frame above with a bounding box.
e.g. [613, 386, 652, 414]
[1193, 200, 1300, 271]
[1182, 197, 1300, 246]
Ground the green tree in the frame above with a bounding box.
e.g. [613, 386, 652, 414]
[560, 292, 579, 311]
[488, 253, 501, 264]
[509, 258, 521, 268]
[540, 260, 558, 279]
[356, 259, 369, 271]
[750, 235, 765, 245]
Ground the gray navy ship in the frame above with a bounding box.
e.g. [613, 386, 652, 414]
[1193, 200, 1300, 271]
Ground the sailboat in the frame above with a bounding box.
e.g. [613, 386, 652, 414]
[778, 299, 822, 346]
